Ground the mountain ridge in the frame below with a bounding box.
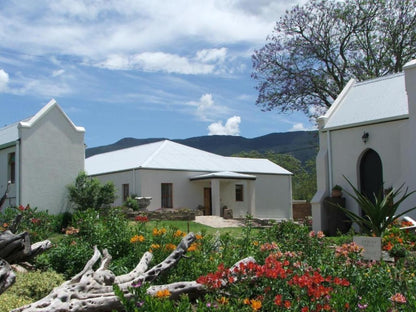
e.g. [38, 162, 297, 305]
[85, 131, 319, 163]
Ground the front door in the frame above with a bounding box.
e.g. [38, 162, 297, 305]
[360, 149, 383, 206]
[203, 187, 212, 215]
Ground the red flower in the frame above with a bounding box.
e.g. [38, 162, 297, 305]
[284, 300, 291, 308]
[301, 307, 309, 312]
[274, 294, 282, 306]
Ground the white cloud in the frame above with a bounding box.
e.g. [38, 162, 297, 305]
[96, 48, 230, 74]
[0, 69, 9, 92]
[0, 1, 292, 61]
[52, 69, 65, 77]
[208, 116, 241, 136]
[196, 48, 227, 63]
[188, 93, 230, 121]
[289, 122, 317, 131]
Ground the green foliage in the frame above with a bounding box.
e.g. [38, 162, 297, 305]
[337, 178, 416, 236]
[0, 205, 64, 242]
[67, 171, 116, 211]
[233, 151, 316, 201]
[0, 271, 64, 312]
[124, 195, 140, 211]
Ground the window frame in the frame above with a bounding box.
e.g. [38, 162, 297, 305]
[235, 184, 244, 202]
[122, 183, 129, 202]
[8, 152, 15, 184]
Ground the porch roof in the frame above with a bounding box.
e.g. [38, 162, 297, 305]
[190, 171, 256, 181]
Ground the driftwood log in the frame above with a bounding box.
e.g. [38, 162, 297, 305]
[12, 232, 197, 312]
[0, 258, 15, 295]
[0, 230, 52, 294]
[0, 230, 52, 264]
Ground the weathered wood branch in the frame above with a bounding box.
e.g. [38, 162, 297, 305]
[13, 232, 196, 312]
[0, 230, 52, 264]
[0, 258, 15, 295]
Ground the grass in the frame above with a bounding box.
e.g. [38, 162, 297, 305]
[139, 220, 260, 237]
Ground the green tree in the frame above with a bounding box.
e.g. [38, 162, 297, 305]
[67, 171, 116, 211]
[252, 0, 416, 119]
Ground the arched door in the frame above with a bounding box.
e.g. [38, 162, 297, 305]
[359, 149, 383, 206]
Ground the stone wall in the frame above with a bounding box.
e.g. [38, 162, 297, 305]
[125, 208, 196, 221]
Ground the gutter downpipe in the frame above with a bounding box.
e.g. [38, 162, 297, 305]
[327, 129, 333, 191]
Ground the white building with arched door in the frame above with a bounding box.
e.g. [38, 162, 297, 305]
[312, 59, 416, 232]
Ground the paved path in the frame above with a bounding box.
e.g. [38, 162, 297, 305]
[194, 216, 243, 228]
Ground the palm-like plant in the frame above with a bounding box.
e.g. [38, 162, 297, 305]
[337, 178, 416, 237]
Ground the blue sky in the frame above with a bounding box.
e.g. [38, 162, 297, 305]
[0, 0, 314, 148]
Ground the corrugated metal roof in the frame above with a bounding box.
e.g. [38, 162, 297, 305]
[85, 140, 292, 176]
[323, 73, 408, 130]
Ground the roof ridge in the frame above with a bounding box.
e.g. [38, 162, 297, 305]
[141, 140, 169, 167]
[354, 72, 404, 87]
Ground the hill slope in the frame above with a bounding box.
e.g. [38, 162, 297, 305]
[86, 131, 319, 163]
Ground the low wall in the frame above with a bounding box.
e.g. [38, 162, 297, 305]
[292, 200, 311, 221]
[125, 208, 196, 221]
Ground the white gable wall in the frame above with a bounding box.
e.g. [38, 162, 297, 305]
[19, 105, 84, 214]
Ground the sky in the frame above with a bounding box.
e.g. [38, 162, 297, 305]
[0, 0, 315, 148]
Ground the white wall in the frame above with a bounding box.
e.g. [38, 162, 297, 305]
[92, 168, 292, 219]
[254, 174, 292, 219]
[19, 106, 84, 214]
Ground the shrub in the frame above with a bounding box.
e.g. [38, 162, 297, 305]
[0, 271, 64, 312]
[67, 171, 116, 211]
[124, 195, 139, 211]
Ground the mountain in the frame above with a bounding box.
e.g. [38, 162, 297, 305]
[85, 131, 319, 163]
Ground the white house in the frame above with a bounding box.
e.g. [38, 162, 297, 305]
[0, 99, 85, 214]
[312, 60, 416, 232]
[85, 140, 292, 219]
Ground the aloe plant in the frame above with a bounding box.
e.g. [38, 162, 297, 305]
[337, 178, 416, 237]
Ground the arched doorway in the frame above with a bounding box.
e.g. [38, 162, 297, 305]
[359, 149, 383, 207]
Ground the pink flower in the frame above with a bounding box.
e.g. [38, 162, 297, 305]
[390, 293, 406, 304]
[308, 231, 316, 238]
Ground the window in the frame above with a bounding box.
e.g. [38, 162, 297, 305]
[122, 184, 129, 202]
[8, 152, 15, 184]
[235, 184, 243, 201]
[161, 183, 173, 208]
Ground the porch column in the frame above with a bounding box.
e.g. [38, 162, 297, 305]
[211, 179, 221, 216]
[247, 180, 256, 216]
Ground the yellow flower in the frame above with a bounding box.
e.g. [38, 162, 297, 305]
[130, 234, 145, 243]
[250, 299, 262, 310]
[252, 241, 259, 246]
[156, 289, 171, 298]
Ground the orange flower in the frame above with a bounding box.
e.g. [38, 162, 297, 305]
[164, 243, 176, 251]
[2, 223, 8, 228]
[130, 234, 145, 243]
[152, 227, 167, 236]
[173, 229, 186, 237]
[155, 289, 171, 298]
[196, 234, 203, 240]
[187, 242, 199, 252]
[243, 298, 250, 305]
[250, 299, 262, 311]
[217, 297, 229, 305]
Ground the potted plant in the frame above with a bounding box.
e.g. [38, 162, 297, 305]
[331, 185, 343, 198]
